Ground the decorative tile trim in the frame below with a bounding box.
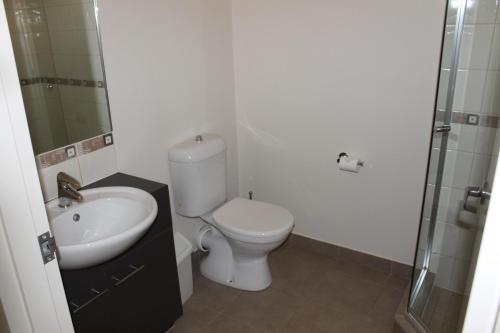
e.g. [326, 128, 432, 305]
[77, 134, 110, 155]
[103, 133, 113, 146]
[36, 145, 76, 168]
[20, 77, 105, 88]
[480, 114, 499, 128]
[36, 133, 113, 169]
[435, 110, 500, 128]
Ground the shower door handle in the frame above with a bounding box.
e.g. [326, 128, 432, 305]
[435, 125, 451, 133]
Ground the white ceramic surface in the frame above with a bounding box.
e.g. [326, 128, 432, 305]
[169, 134, 227, 218]
[46, 186, 158, 269]
[213, 197, 294, 243]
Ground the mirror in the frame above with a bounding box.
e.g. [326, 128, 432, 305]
[3, 0, 112, 155]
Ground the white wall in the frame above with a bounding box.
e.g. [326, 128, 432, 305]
[98, 0, 238, 243]
[231, 0, 446, 264]
[99, 0, 448, 264]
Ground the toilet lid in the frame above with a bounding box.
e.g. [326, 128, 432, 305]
[213, 198, 294, 239]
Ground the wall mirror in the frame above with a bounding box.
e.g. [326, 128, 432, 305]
[3, 0, 112, 155]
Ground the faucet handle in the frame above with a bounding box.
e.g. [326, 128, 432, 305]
[57, 172, 81, 189]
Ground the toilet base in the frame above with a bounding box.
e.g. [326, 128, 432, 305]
[200, 254, 272, 291]
[198, 226, 282, 291]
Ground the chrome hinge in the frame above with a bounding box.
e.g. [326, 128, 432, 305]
[38, 231, 56, 264]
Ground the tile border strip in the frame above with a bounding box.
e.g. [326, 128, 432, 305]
[20, 77, 105, 88]
[36, 144, 76, 169]
[36, 133, 113, 169]
[435, 110, 499, 128]
[77, 135, 106, 155]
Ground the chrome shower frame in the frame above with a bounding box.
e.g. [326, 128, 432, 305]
[408, 0, 469, 327]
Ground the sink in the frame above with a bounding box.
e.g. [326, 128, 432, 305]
[46, 186, 158, 270]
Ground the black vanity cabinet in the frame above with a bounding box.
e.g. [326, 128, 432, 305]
[60, 173, 183, 333]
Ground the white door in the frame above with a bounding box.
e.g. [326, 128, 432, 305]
[0, 1, 73, 332]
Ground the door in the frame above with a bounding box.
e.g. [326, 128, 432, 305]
[0, 1, 73, 332]
[409, 0, 500, 332]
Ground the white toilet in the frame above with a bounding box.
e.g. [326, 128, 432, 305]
[168, 134, 294, 291]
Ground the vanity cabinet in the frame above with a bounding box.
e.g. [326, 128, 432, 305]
[60, 173, 183, 333]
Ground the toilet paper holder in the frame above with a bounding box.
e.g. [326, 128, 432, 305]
[337, 152, 364, 167]
[462, 185, 491, 213]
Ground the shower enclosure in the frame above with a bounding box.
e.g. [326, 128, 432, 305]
[409, 0, 500, 332]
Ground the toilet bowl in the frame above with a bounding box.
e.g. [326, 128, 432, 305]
[168, 134, 294, 291]
[197, 197, 294, 291]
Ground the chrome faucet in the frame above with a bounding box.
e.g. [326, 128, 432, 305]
[57, 172, 83, 208]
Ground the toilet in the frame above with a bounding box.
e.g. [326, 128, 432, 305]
[168, 134, 294, 291]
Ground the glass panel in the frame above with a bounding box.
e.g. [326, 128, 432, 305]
[3, 0, 112, 155]
[409, 0, 500, 332]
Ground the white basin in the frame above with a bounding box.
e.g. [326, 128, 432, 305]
[46, 186, 158, 270]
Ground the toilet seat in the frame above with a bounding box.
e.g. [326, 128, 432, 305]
[213, 198, 294, 243]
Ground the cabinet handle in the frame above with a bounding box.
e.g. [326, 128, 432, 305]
[111, 264, 145, 286]
[71, 288, 109, 313]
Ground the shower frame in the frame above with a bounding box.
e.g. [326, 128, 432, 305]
[408, 0, 469, 326]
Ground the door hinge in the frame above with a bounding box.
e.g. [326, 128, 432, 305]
[38, 231, 56, 264]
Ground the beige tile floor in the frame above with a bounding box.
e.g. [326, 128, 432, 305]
[173, 243, 409, 333]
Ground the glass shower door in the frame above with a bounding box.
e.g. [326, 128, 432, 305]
[409, 0, 500, 332]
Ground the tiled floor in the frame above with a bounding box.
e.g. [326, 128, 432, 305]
[173, 241, 410, 333]
[408, 270, 466, 333]
[420, 287, 466, 333]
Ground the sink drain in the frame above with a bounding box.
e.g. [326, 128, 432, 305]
[73, 213, 80, 222]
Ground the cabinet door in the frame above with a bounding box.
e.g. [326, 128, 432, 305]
[71, 231, 182, 333]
